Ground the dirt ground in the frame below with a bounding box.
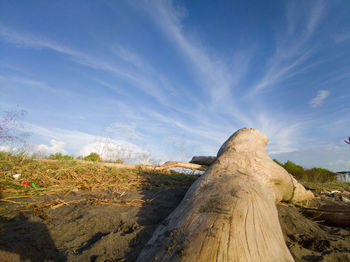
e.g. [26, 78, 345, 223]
[0, 187, 350, 262]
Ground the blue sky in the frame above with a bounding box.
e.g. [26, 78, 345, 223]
[0, 0, 350, 170]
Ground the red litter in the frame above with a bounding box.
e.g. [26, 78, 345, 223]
[22, 180, 42, 189]
[22, 180, 32, 187]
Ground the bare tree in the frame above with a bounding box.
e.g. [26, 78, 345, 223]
[0, 109, 28, 145]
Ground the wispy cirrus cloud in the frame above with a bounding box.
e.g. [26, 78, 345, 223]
[133, 0, 308, 153]
[1, 13, 302, 156]
[105, 122, 142, 140]
[89, 78, 129, 97]
[0, 24, 175, 107]
[250, 51, 313, 94]
[0, 74, 61, 94]
[249, 0, 326, 95]
[137, 1, 251, 113]
[0, 23, 78, 56]
[0, 23, 206, 119]
[256, 113, 303, 154]
[334, 32, 350, 44]
[306, 0, 326, 34]
[309, 90, 329, 108]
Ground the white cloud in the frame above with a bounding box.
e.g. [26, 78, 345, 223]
[22, 122, 151, 163]
[309, 90, 329, 107]
[0, 145, 24, 154]
[79, 139, 149, 162]
[0, 145, 11, 152]
[34, 139, 67, 156]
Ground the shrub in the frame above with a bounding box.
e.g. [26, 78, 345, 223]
[274, 159, 337, 182]
[304, 168, 337, 183]
[283, 161, 304, 179]
[83, 152, 101, 162]
[273, 159, 283, 167]
[48, 153, 74, 160]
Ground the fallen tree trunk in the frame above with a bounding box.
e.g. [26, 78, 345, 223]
[102, 161, 205, 171]
[71, 160, 206, 171]
[37, 159, 206, 171]
[137, 128, 314, 262]
[156, 161, 207, 171]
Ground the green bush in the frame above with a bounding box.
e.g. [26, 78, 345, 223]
[274, 159, 337, 182]
[304, 168, 337, 183]
[273, 159, 283, 167]
[283, 161, 304, 179]
[83, 152, 101, 162]
[48, 153, 74, 160]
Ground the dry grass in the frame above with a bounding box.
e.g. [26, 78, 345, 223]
[0, 152, 200, 198]
[0, 152, 200, 217]
[0, 194, 149, 218]
[301, 181, 350, 192]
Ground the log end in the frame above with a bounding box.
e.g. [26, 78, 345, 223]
[189, 156, 217, 166]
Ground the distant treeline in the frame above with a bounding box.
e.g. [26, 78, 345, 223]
[273, 159, 337, 183]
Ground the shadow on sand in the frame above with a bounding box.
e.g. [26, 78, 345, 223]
[0, 191, 66, 262]
[0, 171, 196, 262]
[127, 186, 188, 261]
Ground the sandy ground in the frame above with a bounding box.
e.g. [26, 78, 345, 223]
[1, 187, 350, 262]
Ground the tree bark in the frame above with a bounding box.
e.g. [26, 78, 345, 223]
[137, 128, 314, 262]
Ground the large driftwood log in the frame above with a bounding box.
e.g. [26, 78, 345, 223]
[137, 128, 314, 262]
